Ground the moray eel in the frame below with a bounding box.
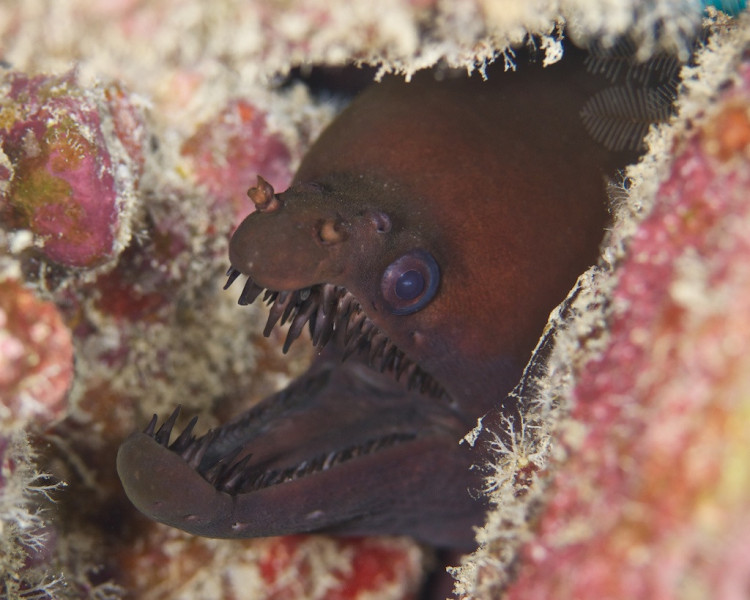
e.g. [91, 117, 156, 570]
[118, 49, 631, 550]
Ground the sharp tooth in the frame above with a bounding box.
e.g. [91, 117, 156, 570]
[342, 332, 363, 362]
[337, 291, 357, 318]
[283, 298, 317, 353]
[322, 451, 337, 471]
[143, 414, 158, 436]
[379, 342, 398, 372]
[304, 454, 325, 476]
[310, 308, 328, 346]
[368, 332, 388, 365]
[317, 319, 335, 347]
[262, 470, 281, 487]
[280, 466, 297, 483]
[219, 454, 254, 493]
[280, 290, 299, 325]
[359, 320, 375, 342]
[320, 284, 335, 316]
[264, 291, 293, 336]
[202, 447, 242, 483]
[395, 356, 412, 381]
[407, 367, 422, 391]
[344, 311, 366, 344]
[170, 415, 199, 453]
[224, 268, 242, 290]
[311, 286, 337, 347]
[187, 430, 217, 470]
[154, 406, 181, 446]
[238, 278, 263, 305]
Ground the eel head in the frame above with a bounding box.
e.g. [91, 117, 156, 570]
[117, 174, 522, 549]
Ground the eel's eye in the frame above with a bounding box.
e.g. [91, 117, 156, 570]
[380, 249, 440, 315]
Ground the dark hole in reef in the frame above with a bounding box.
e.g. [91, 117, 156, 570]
[280, 64, 381, 99]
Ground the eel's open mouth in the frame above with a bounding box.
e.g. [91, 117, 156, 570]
[138, 267, 449, 494]
[118, 266, 481, 547]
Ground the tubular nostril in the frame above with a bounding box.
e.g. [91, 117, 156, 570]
[247, 175, 281, 212]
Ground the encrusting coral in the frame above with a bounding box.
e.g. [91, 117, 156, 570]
[452, 12, 750, 598]
[0, 1, 749, 599]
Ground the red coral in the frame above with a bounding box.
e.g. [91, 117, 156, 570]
[0, 279, 73, 429]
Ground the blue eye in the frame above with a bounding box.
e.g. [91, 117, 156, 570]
[395, 270, 424, 300]
[381, 250, 439, 315]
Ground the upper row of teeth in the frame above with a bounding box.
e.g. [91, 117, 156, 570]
[225, 268, 444, 397]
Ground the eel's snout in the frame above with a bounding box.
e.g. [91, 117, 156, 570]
[230, 175, 401, 294]
[229, 208, 331, 291]
[229, 176, 351, 291]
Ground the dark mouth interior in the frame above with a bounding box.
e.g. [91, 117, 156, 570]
[141, 268, 446, 497]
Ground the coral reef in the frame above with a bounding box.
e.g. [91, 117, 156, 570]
[452, 11, 750, 599]
[0, 1, 748, 599]
[508, 30, 750, 600]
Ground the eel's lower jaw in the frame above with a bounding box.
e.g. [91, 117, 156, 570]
[116, 365, 483, 547]
[117, 420, 483, 547]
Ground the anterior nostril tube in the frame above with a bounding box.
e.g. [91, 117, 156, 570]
[247, 174, 281, 212]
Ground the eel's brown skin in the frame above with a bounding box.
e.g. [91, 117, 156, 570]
[117, 48, 633, 551]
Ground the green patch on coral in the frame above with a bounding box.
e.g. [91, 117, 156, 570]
[10, 157, 75, 222]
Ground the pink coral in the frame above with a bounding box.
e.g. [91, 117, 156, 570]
[0, 71, 145, 269]
[505, 55, 750, 600]
[181, 100, 292, 230]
